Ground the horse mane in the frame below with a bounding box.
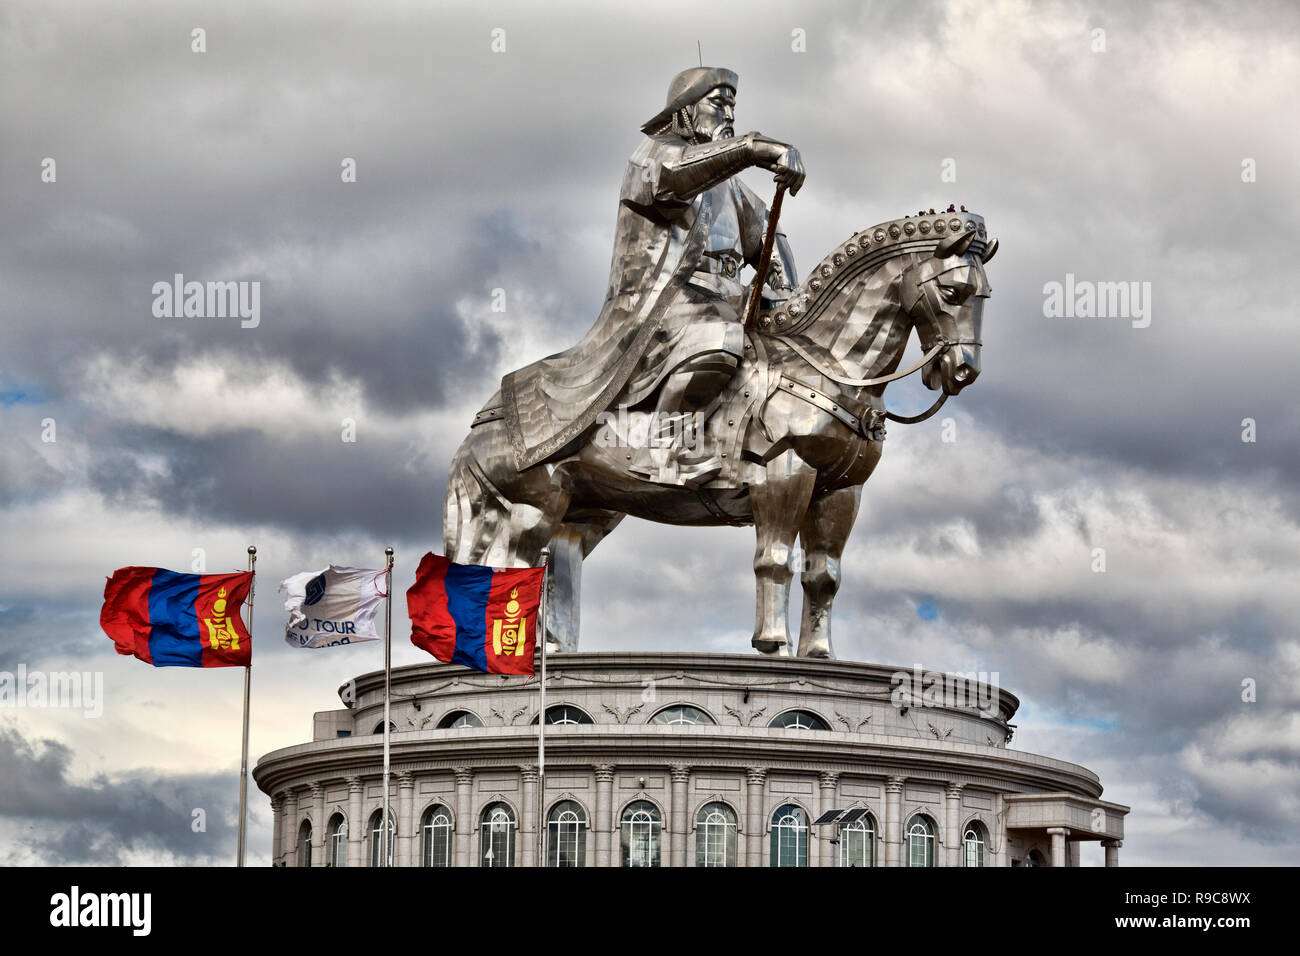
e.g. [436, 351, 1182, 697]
[768, 212, 990, 338]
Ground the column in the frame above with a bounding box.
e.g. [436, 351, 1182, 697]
[281, 790, 299, 867]
[989, 793, 1006, 867]
[1067, 840, 1081, 868]
[816, 772, 839, 867]
[944, 783, 964, 867]
[594, 764, 615, 867]
[745, 768, 766, 867]
[669, 764, 690, 868]
[453, 767, 473, 867]
[270, 794, 284, 867]
[519, 765, 538, 867]
[310, 783, 326, 868]
[346, 777, 364, 867]
[1047, 827, 1069, 867]
[397, 771, 415, 867]
[1103, 840, 1122, 867]
[884, 776, 905, 867]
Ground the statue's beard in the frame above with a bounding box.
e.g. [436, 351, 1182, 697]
[714, 126, 734, 141]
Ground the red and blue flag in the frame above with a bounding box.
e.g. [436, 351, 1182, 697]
[407, 554, 543, 675]
[101, 567, 255, 668]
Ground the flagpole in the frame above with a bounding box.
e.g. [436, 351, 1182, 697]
[238, 544, 255, 867]
[537, 548, 549, 868]
[382, 546, 394, 866]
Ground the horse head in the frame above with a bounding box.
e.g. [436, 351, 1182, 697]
[759, 211, 997, 399]
[899, 221, 997, 395]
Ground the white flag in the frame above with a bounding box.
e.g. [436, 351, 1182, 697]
[280, 566, 385, 648]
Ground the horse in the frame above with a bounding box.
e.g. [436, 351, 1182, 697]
[443, 211, 997, 658]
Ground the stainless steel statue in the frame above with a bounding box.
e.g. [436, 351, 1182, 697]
[444, 67, 998, 659]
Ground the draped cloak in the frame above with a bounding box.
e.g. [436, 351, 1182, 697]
[500, 133, 787, 471]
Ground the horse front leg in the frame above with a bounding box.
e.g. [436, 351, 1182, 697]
[797, 484, 862, 659]
[750, 450, 817, 655]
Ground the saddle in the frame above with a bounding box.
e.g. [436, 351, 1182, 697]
[472, 332, 886, 490]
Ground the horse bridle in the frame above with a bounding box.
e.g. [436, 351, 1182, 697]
[776, 332, 981, 424]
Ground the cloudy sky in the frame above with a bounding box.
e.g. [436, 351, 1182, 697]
[1, 0, 1296, 866]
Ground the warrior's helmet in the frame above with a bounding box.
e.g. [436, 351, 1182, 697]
[641, 66, 739, 140]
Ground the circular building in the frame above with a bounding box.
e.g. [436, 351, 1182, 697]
[253, 652, 1127, 867]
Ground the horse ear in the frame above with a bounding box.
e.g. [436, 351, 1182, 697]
[982, 237, 999, 263]
[934, 229, 976, 259]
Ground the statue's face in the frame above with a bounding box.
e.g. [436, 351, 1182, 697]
[691, 85, 735, 141]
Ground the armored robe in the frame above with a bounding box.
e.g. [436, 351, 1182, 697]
[499, 133, 797, 471]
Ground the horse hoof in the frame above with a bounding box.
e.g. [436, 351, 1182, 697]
[752, 636, 788, 656]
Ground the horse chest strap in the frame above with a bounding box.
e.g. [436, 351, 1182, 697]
[776, 375, 885, 442]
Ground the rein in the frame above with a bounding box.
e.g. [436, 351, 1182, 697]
[775, 333, 979, 425]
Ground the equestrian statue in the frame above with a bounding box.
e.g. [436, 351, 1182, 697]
[443, 66, 998, 658]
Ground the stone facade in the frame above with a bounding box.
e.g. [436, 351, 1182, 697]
[253, 652, 1127, 867]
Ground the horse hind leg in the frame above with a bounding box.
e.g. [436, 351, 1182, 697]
[545, 511, 625, 652]
[796, 484, 862, 659]
[750, 449, 818, 656]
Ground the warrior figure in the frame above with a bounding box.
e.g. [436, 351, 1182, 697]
[500, 66, 806, 484]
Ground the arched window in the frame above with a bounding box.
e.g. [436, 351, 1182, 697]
[480, 802, 515, 868]
[770, 804, 808, 867]
[841, 813, 876, 867]
[768, 710, 828, 731]
[369, 809, 395, 867]
[546, 800, 587, 867]
[437, 710, 484, 729]
[328, 813, 347, 868]
[1026, 848, 1046, 867]
[649, 704, 716, 725]
[620, 800, 662, 867]
[372, 720, 397, 735]
[531, 704, 594, 725]
[421, 805, 453, 867]
[695, 802, 737, 867]
[906, 815, 936, 867]
[296, 820, 312, 868]
[963, 822, 986, 867]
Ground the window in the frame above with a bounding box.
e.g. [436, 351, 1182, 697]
[531, 704, 593, 725]
[695, 802, 737, 867]
[422, 805, 453, 867]
[369, 809, 395, 867]
[437, 710, 484, 729]
[907, 815, 935, 867]
[296, 820, 312, 868]
[335, 730, 351, 738]
[547, 800, 587, 867]
[372, 721, 397, 735]
[964, 823, 986, 868]
[533, 702, 595, 723]
[649, 704, 715, 725]
[841, 814, 876, 867]
[620, 801, 662, 867]
[770, 805, 808, 867]
[480, 803, 515, 867]
[328, 813, 347, 867]
[768, 710, 828, 731]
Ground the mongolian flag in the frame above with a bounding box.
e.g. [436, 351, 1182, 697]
[100, 567, 255, 667]
[407, 554, 543, 675]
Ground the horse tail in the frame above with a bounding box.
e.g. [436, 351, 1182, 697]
[442, 438, 509, 564]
